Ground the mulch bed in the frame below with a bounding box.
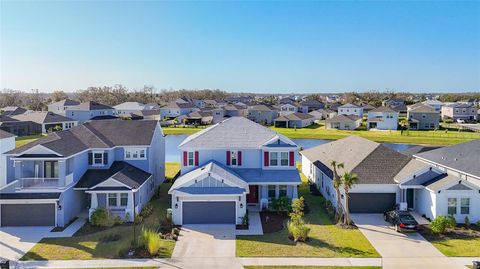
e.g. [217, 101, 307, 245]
[260, 211, 288, 233]
[418, 224, 480, 241]
[50, 217, 78, 232]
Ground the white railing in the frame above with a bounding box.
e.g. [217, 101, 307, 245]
[20, 178, 61, 188]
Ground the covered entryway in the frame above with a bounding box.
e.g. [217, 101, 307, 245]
[348, 193, 396, 213]
[183, 201, 236, 224]
[247, 185, 259, 204]
[1, 204, 55, 226]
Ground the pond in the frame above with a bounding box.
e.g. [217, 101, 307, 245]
[165, 135, 417, 162]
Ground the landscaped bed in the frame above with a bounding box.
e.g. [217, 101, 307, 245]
[21, 183, 176, 260]
[418, 224, 480, 257]
[236, 170, 379, 258]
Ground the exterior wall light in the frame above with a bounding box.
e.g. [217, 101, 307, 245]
[175, 203, 178, 209]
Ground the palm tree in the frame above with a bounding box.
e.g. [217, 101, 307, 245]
[330, 160, 345, 223]
[340, 172, 359, 226]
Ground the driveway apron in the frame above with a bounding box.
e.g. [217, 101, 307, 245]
[0, 226, 53, 261]
[351, 214, 464, 269]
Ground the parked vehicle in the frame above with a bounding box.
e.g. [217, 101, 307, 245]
[384, 210, 418, 232]
[456, 119, 466, 123]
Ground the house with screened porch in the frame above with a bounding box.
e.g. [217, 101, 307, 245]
[168, 117, 301, 225]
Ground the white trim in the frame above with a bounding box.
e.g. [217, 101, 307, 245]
[91, 151, 105, 166]
[124, 147, 147, 160]
[413, 156, 480, 181]
[90, 178, 132, 190]
[179, 200, 238, 225]
[0, 199, 58, 204]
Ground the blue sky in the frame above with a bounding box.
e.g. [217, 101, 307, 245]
[1, 1, 479, 93]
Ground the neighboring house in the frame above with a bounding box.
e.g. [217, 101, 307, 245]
[361, 104, 376, 116]
[160, 101, 199, 120]
[422, 100, 444, 112]
[0, 115, 38, 136]
[382, 98, 405, 107]
[407, 104, 440, 130]
[204, 100, 219, 108]
[301, 135, 480, 223]
[182, 111, 213, 125]
[299, 100, 325, 112]
[114, 102, 150, 116]
[337, 103, 363, 118]
[0, 130, 16, 187]
[133, 110, 161, 121]
[325, 114, 362, 130]
[65, 101, 115, 123]
[223, 105, 246, 117]
[367, 106, 399, 130]
[247, 105, 278, 125]
[326, 95, 339, 103]
[11, 111, 78, 133]
[279, 103, 300, 116]
[274, 112, 314, 128]
[459, 98, 480, 107]
[301, 136, 411, 213]
[169, 117, 301, 225]
[441, 103, 477, 122]
[1, 106, 27, 117]
[48, 99, 80, 115]
[406, 139, 480, 223]
[0, 120, 165, 227]
[309, 109, 337, 120]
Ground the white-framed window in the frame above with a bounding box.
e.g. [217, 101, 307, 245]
[93, 152, 104, 166]
[230, 151, 238, 166]
[108, 193, 117, 207]
[120, 193, 128, 206]
[188, 151, 194, 166]
[269, 152, 278, 166]
[448, 198, 457, 215]
[279, 185, 287, 197]
[125, 148, 147, 160]
[280, 152, 289, 166]
[460, 198, 470, 215]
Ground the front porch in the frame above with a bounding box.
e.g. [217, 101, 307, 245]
[87, 190, 137, 222]
[246, 184, 299, 211]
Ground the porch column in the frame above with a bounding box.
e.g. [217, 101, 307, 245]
[126, 192, 134, 222]
[89, 193, 98, 219]
[293, 185, 298, 199]
[14, 160, 22, 181]
[58, 160, 66, 187]
[275, 185, 279, 199]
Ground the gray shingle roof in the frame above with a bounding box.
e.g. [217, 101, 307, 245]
[275, 112, 314, 121]
[415, 139, 480, 177]
[11, 111, 76, 124]
[0, 129, 15, 139]
[369, 106, 397, 113]
[339, 103, 360, 108]
[326, 114, 361, 123]
[422, 174, 459, 191]
[68, 101, 113, 111]
[163, 101, 197, 109]
[408, 103, 438, 113]
[301, 136, 411, 184]
[49, 99, 80, 107]
[75, 161, 151, 189]
[0, 192, 61, 200]
[179, 117, 296, 149]
[232, 168, 301, 184]
[248, 105, 274, 112]
[8, 120, 158, 156]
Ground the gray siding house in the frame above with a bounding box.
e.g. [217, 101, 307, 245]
[65, 101, 115, 123]
[0, 120, 165, 227]
[407, 103, 440, 130]
[247, 105, 278, 125]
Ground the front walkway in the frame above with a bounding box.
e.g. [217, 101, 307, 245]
[236, 212, 263, 236]
[351, 214, 465, 269]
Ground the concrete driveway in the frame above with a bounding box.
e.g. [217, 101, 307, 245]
[351, 214, 464, 269]
[172, 224, 237, 258]
[0, 226, 53, 261]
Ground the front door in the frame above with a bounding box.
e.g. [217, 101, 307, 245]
[407, 189, 414, 209]
[247, 185, 259, 204]
[44, 161, 59, 178]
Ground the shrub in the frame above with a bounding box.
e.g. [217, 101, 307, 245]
[287, 221, 310, 242]
[139, 203, 154, 218]
[240, 212, 249, 226]
[430, 215, 456, 234]
[90, 207, 118, 227]
[290, 197, 305, 225]
[477, 220, 480, 227]
[271, 197, 292, 215]
[139, 228, 162, 256]
[464, 216, 470, 227]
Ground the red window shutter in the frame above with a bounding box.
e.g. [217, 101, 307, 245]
[183, 151, 188, 166]
[238, 151, 242, 166]
[264, 151, 269, 166]
[289, 151, 295, 166]
[226, 151, 231, 166]
[195, 151, 199, 166]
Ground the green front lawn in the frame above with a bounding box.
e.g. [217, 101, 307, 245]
[15, 134, 45, 147]
[244, 266, 382, 269]
[236, 171, 379, 258]
[419, 227, 480, 257]
[21, 183, 175, 260]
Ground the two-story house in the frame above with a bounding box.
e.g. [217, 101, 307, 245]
[0, 120, 165, 227]
[160, 101, 199, 120]
[279, 103, 300, 116]
[65, 101, 115, 123]
[337, 103, 363, 118]
[441, 103, 478, 122]
[48, 99, 81, 115]
[0, 130, 16, 187]
[367, 106, 399, 130]
[407, 103, 440, 130]
[247, 105, 279, 125]
[168, 117, 301, 225]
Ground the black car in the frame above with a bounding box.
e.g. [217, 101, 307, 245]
[384, 210, 418, 232]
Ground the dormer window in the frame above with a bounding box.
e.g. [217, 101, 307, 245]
[94, 152, 104, 165]
[231, 151, 238, 166]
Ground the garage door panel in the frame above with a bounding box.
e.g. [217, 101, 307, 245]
[349, 193, 396, 213]
[183, 201, 235, 224]
[1, 204, 55, 226]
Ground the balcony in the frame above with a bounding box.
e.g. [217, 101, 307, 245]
[17, 173, 73, 189]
